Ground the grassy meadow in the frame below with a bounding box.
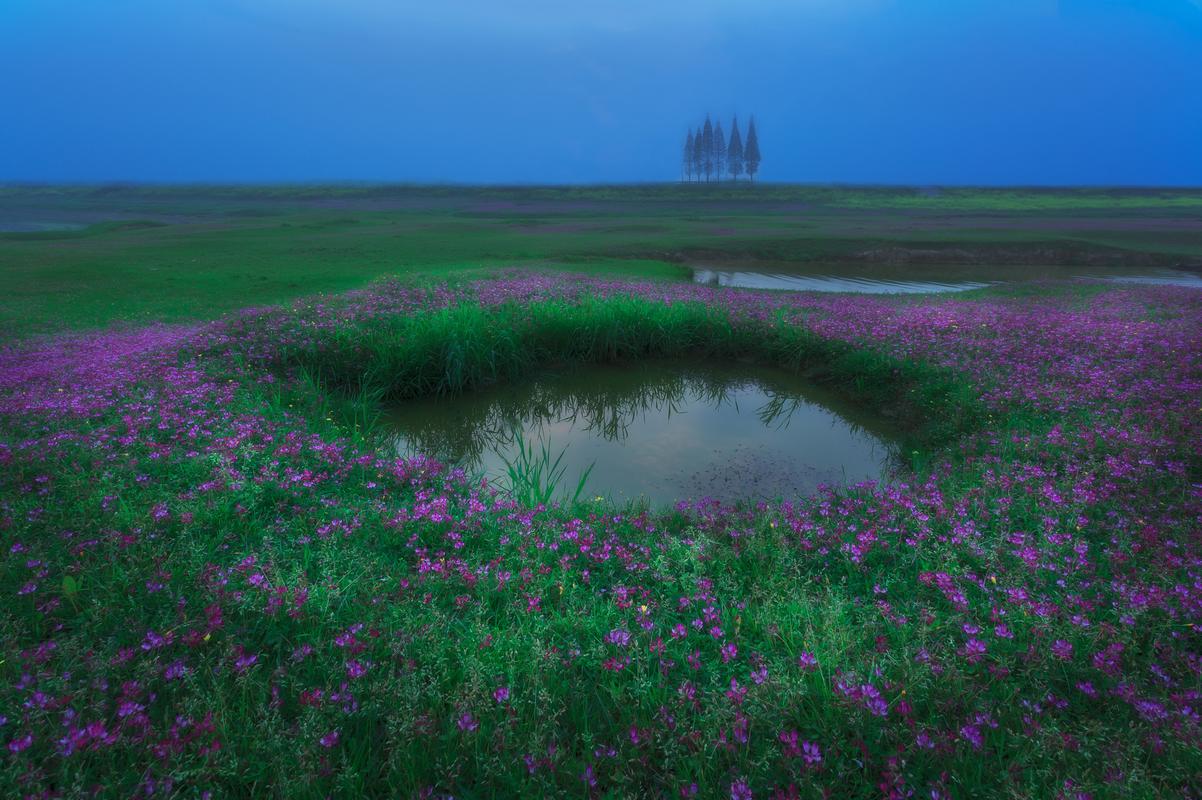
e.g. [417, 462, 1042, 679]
[3, 184, 1201, 336]
[2, 186, 1202, 798]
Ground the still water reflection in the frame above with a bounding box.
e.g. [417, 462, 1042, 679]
[692, 261, 1202, 293]
[385, 361, 901, 507]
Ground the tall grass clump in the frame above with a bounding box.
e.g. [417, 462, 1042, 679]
[497, 427, 596, 507]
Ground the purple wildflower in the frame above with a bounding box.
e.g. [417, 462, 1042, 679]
[604, 628, 631, 647]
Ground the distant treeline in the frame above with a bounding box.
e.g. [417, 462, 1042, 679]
[682, 115, 761, 183]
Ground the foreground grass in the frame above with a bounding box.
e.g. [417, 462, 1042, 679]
[2, 272, 1200, 797]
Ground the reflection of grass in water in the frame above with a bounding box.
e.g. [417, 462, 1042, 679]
[391, 365, 808, 471]
[757, 394, 804, 430]
[387, 359, 913, 500]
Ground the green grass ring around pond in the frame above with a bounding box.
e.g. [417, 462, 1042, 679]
[274, 295, 989, 489]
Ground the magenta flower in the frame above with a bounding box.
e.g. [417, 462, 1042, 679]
[1051, 640, 1074, 661]
[319, 730, 339, 748]
[493, 686, 510, 703]
[604, 628, 631, 647]
[457, 713, 478, 732]
[960, 724, 984, 750]
[859, 684, 888, 717]
[232, 651, 259, 673]
[8, 732, 33, 753]
[963, 638, 987, 662]
[730, 778, 753, 800]
[141, 629, 174, 651]
[116, 699, 144, 718]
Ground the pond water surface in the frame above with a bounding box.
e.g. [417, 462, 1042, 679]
[385, 361, 902, 507]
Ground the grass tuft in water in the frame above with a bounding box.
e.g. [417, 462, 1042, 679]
[496, 426, 596, 507]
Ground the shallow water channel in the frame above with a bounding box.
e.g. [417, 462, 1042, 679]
[384, 361, 902, 507]
[691, 261, 1202, 293]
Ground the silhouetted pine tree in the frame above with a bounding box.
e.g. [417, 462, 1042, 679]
[713, 121, 727, 184]
[727, 116, 744, 182]
[683, 129, 695, 182]
[744, 116, 761, 183]
[701, 116, 715, 183]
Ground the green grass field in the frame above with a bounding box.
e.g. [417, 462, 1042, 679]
[4, 185, 1202, 796]
[3, 184, 1200, 336]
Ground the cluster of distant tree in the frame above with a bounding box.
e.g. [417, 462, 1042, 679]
[682, 115, 760, 183]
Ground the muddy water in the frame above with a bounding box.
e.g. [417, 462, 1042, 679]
[384, 360, 902, 507]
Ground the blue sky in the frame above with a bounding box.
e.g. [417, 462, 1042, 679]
[2, 0, 1200, 184]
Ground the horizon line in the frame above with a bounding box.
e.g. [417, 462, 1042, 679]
[3, 180, 1202, 192]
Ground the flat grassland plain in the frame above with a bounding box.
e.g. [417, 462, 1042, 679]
[2, 185, 1201, 798]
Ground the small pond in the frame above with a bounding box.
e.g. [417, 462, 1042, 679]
[385, 360, 903, 507]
